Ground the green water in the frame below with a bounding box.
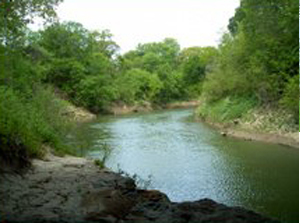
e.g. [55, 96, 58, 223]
[69, 109, 299, 222]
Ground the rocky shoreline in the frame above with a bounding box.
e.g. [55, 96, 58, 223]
[0, 154, 280, 223]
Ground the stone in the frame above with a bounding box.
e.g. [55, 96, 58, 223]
[221, 131, 227, 137]
[0, 155, 281, 223]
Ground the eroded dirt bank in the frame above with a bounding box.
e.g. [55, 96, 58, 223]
[109, 101, 200, 115]
[201, 121, 299, 149]
[195, 110, 299, 149]
[0, 154, 280, 223]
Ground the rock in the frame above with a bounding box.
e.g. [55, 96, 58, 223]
[221, 131, 227, 137]
[0, 154, 281, 223]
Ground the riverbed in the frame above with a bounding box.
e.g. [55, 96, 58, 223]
[69, 109, 299, 223]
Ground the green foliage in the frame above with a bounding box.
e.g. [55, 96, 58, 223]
[77, 75, 118, 112]
[2, 0, 297, 166]
[118, 38, 215, 103]
[0, 0, 62, 48]
[40, 22, 89, 59]
[0, 85, 73, 158]
[156, 70, 186, 103]
[94, 159, 105, 169]
[115, 69, 162, 104]
[46, 58, 85, 96]
[93, 144, 111, 169]
[179, 47, 218, 85]
[200, 0, 298, 128]
[36, 21, 120, 110]
[279, 75, 299, 122]
[37, 24, 213, 108]
[197, 96, 258, 123]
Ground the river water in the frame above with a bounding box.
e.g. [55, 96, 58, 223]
[69, 109, 298, 222]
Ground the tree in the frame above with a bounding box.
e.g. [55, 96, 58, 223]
[0, 0, 62, 47]
[115, 69, 162, 103]
[201, 0, 299, 121]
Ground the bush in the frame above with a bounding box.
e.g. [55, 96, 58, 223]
[77, 75, 118, 112]
[279, 75, 299, 122]
[0, 85, 73, 158]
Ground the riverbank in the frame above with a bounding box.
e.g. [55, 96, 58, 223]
[195, 107, 299, 149]
[0, 152, 280, 223]
[109, 100, 200, 115]
[61, 103, 97, 122]
[202, 120, 298, 149]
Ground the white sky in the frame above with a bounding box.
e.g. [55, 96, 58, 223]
[43, 0, 241, 53]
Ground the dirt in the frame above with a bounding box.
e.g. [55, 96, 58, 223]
[109, 101, 153, 115]
[163, 100, 200, 109]
[61, 104, 97, 122]
[201, 120, 298, 149]
[109, 101, 200, 115]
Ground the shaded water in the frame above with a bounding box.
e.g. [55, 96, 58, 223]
[70, 109, 299, 222]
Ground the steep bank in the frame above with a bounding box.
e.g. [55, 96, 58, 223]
[0, 154, 279, 223]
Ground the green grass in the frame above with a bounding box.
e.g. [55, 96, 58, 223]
[197, 96, 258, 123]
[197, 96, 298, 133]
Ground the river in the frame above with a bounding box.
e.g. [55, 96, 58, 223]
[68, 108, 299, 223]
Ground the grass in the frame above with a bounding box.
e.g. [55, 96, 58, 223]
[93, 143, 111, 169]
[196, 95, 298, 133]
[197, 96, 258, 123]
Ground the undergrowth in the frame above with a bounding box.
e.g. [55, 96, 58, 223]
[0, 85, 74, 165]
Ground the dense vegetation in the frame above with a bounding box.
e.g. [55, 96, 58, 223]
[35, 26, 218, 111]
[0, 0, 75, 166]
[198, 0, 298, 128]
[0, 0, 298, 163]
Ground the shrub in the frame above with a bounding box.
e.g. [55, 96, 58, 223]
[0, 85, 73, 159]
[279, 75, 299, 123]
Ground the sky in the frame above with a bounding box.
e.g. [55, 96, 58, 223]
[44, 0, 240, 53]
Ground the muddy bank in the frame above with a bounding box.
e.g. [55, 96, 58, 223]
[109, 101, 200, 115]
[0, 154, 279, 223]
[224, 128, 298, 148]
[163, 100, 200, 109]
[198, 119, 298, 149]
[109, 101, 153, 115]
